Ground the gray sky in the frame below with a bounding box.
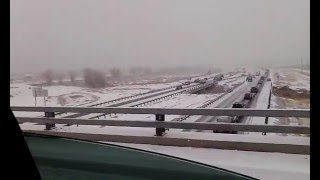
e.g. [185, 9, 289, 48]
[10, 0, 310, 74]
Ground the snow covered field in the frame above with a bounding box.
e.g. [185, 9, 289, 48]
[10, 80, 179, 118]
[268, 68, 310, 130]
[10, 80, 183, 108]
[273, 68, 310, 91]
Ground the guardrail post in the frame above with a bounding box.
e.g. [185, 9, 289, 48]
[263, 84, 272, 135]
[155, 114, 166, 136]
[44, 111, 55, 130]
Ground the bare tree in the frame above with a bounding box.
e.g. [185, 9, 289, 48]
[130, 67, 138, 76]
[42, 69, 54, 85]
[69, 71, 75, 83]
[143, 67, 152, 75]
[110, 68, 121, 80]
[56, 73, 65, 85]
[93, 71, 106, 87]
[83, 68, 94, 87]
[83, 68, 106, 88]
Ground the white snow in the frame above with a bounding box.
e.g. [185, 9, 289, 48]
[273, 68, 310, 91]
[13, 70, 310, 180]
[266, 68, 310, 136]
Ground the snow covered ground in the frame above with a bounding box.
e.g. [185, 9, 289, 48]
[273, 68, 310, 91]
[13, 70, 309, 180]
[268, 68, 310, 131]
[10, 81, 181, 116]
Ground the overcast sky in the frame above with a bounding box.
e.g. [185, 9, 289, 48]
[10, 0, 310, 74]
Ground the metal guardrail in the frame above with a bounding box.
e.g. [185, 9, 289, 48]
[23, 130, 309, 154]
[13, 106, 309, 136]
[16, 117, 310, 134]
[12, 106, 310, 117]
[13, 106, 310, 153]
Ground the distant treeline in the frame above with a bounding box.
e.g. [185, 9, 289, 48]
[12, 65, 222, 88]
[278, 64, 310, 70]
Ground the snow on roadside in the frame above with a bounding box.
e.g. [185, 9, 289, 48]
[273, 68, 310, 91]
[266, 69, 310, 136]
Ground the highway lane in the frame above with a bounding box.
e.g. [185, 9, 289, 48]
[64, 74, 240, 119]
[198, 78, 259, 122]
[182, 76, 260, 132]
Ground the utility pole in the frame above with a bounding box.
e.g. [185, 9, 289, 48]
[301, 57, 303, 73]
[34, 91, 37, 106]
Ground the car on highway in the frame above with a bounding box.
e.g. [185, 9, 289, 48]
[182, 81, 191, 85]
[194, 78, 200, 83]
[199, 79, 206, 84]
[214, 117, 237, 134]
[246, 76, 253, 82]
[267, 78, 271, 81]
[260, 76, 265, 80]
[232, 102, 244, 108]
[250, 87, 258, 93]
[258, 80, 263, 85]
[244, 92, 253, 100]
[214, 74, 223, 81]
[226, 87, 233, 93]
[175, 85, 183, 90]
